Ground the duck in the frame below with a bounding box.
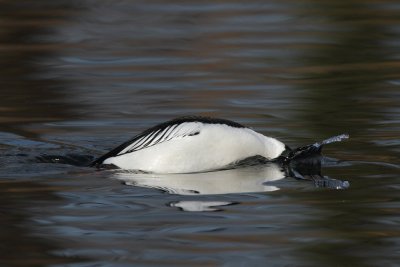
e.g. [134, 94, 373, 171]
[91, 116, 348, 173]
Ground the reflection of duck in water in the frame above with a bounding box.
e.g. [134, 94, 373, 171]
[114, 163, 285, 195]
[91, 116, 348, 174]
[114, 157, 349, 195]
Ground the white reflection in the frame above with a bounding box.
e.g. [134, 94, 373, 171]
[112, 163, 285, 195]
[169, 201, 235, 212]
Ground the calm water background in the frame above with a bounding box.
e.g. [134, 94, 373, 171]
[1, 0, 400, 266]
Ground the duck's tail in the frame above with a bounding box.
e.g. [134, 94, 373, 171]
[274, 134, 350, 189]
[276, 134, 349, 165]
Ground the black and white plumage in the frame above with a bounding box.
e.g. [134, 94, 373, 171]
[91, 116, 288, 173]
[91, 116, 349, 174]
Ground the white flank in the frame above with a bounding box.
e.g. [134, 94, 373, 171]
[102, 121, 285, 173]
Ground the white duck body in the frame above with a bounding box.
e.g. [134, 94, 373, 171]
[92, 117, 286, 173]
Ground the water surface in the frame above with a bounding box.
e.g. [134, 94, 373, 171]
[1, 0, 400, 266]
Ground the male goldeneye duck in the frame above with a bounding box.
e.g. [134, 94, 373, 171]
[91, 116, 348, 173]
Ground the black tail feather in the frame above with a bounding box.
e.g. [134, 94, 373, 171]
[277, 134, 350, 189]
[277, 134, 349, 164]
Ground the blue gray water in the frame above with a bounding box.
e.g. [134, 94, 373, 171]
[1, 0, 400, 266]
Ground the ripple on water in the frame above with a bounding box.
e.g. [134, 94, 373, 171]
[1, 0, 400, 266]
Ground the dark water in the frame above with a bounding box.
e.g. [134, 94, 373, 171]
[1, 0, 400, 266]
